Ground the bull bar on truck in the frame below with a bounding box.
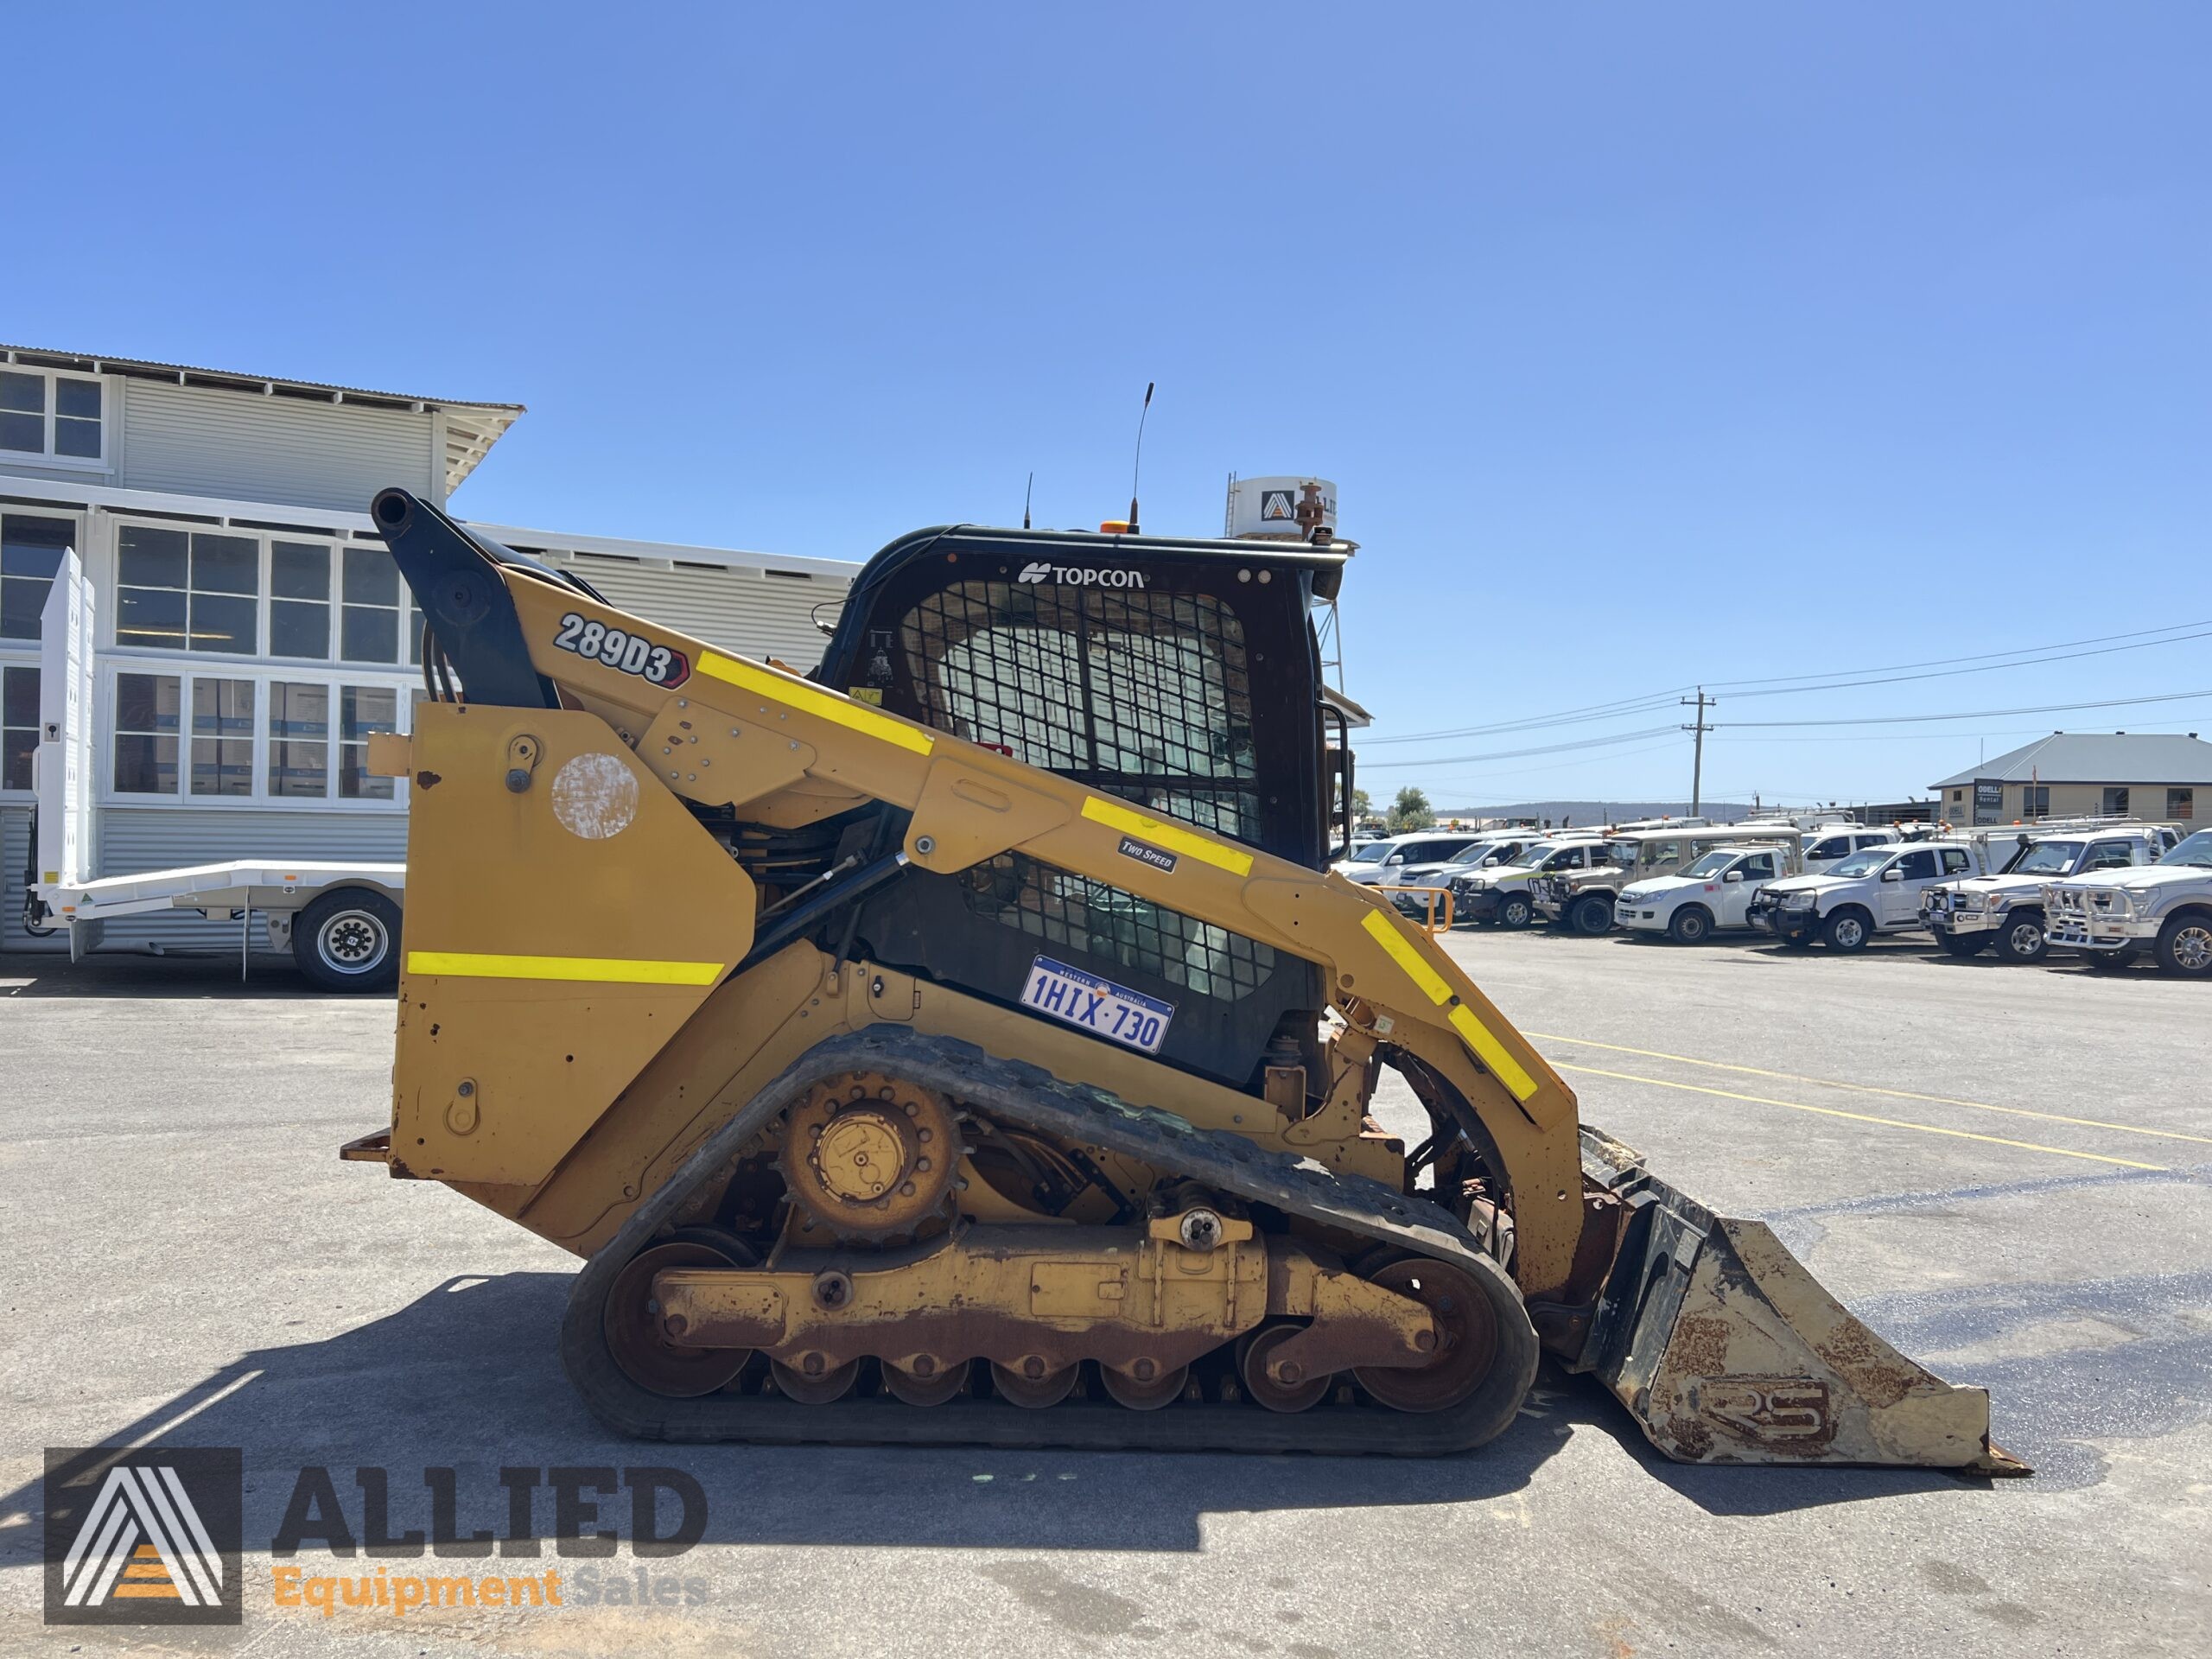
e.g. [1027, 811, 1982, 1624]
[2042, 882, 2152, 952]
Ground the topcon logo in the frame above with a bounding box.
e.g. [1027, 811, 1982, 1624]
[45, 1447, 243, 1626]
[1016, 563, 1147, 588]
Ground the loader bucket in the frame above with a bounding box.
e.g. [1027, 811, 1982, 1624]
[1565, 1128, 2029, 1475]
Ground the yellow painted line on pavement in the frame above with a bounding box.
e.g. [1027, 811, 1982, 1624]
[1532, 1033, 2212, 1149]
[1553, 1062, 2167, 1172]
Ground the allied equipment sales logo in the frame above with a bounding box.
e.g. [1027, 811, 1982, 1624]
[44, 1447, 243, 1625]
[1017, 561, 1148, 588]
[47, 1454, 713, 1626]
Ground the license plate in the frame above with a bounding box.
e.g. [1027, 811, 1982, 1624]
[1020, 956, 1174, 1054]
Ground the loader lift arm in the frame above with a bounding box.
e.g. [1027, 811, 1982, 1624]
[362, 487, 2022, 1472]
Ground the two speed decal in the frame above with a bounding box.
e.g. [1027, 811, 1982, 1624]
[1020, 955, 1174, 1054]
[553, 613, 690, 688]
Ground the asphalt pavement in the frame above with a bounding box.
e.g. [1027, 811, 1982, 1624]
[1, 931, 2205, 1657]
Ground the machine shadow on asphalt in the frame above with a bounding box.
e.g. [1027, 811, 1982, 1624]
[0, 952, 327, 1001]
[0, 1272, 1991, 1552]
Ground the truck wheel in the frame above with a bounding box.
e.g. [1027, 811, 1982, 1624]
[1821, 909, 1872, 952]
[1667, 906, 1712, 944]
[294, 890, 403, 993]
[1497, 894, 1534, 930]
[1570, 894, 1615, 936]
[1995, 912, 2049, 963]
[2153, 911, 2212, 977]
[1938, 933, 1987, 958]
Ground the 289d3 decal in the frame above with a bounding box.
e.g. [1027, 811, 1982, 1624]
[552, 613, 691, 688]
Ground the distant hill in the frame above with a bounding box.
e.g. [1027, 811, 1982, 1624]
[1431, 799, 1755, 828]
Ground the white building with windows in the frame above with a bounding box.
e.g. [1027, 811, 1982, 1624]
[1, 343, 856, 953]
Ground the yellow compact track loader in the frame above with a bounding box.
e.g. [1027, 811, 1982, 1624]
[345, 487, 2021, 1469]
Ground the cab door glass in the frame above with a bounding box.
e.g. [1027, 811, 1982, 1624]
[1896, 849, 1938, 882]
[2085, 842, 2133, 871]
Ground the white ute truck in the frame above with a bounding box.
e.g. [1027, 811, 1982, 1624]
[1747, 839, 1983, 951]
[1614, 842, 1799, 943]
[1920, 822, 2179, 963]
[2042, 827, 2212, 977]
[22, 554, 406, 991]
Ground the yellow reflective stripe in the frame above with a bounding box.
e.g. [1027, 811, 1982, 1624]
[1080, 797, 1255, 876]
[696, 652, 936, 756]
[1450, 1004, 1539, 1103]
[407, 950, 723, 986]
[1360, 909, 1451, 1003]
[1360, 911, 1538, 1102]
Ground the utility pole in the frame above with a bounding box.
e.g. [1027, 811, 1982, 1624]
[1681, 688, 1715, 817]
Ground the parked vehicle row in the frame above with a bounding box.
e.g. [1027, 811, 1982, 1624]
[1338, 818, 2212, 977]
[1923, 823, 2179, 963]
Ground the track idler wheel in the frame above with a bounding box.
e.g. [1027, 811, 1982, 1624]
[603, 1238, 753, 1399]
[990, 1357, 1079, 1408]
[1099, 1360, 1189, 1411]
[884, 1357, 971, 1407]
[1238, 1325, 1333, 1414]
[1352, 1259, 1502, 1414]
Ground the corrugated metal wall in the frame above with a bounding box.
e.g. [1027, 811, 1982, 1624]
[1, 808, 38, 950]
[122, 381, 436, 512]
[550, 556, 848, 672]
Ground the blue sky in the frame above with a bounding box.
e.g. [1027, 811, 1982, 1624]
[9, 4, 2207, 808]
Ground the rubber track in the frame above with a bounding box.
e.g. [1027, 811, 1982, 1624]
[560, 1027, 1541, 1455]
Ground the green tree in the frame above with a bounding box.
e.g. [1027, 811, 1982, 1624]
[1351, 786, 1372, 823]
[1389, 786, 1434, 833]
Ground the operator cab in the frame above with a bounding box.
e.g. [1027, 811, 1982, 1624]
[816, 524, 1350, 1093]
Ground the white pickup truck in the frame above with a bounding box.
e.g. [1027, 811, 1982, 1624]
[1801, 825, 1902, 874]
[1921, 823, 2178, 963]
[1614, 842, 1799, 943]
[1746, 840, 1985, 951]
[2042, 828, 2212, 976]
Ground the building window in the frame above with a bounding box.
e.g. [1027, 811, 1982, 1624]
[2022, 785, 2050, 820]
[108, 668, 409, 806]
[2173, 788, 2196, 822]
[341, 546, 402, 664]
[267, 682, 331, 798]
[2104, 787, 2131, 816]
[270, 543, 333, 659]
[116, 525, 258, 654]
[189, 679, 255, 796]
[3, 664, 36, 789]
[113, 672, 182, 794]
[0, 369, 103, 462]
[339, 687, 399, 798]
[3, 513, 73, 641]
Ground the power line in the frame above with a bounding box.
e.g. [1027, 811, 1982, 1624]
[1699, 620, 2212, 691]
[1360, 618, 2212, 747]
[1715, 687, 2212, 729]
[1357, 723, 1681, 771]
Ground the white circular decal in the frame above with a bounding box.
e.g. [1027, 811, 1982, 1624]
[550, 752, 639, 840]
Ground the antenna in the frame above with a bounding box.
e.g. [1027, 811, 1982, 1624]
[1128, 381, 1154, 534]
[1023, 471, 1033, 531]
